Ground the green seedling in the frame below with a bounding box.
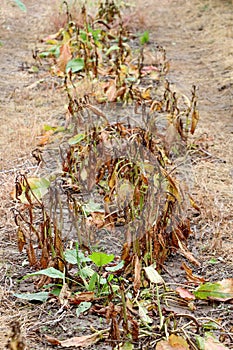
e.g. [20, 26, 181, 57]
[139, 31, 149, 45]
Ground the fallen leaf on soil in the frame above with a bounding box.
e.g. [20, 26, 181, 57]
[176, 287, 195, 301]
[196, 334, 229, 350]
[181, 262, 206, 284]
[194, 278, 233, 302]
[37, 129, 54, 146]
[156, 334, 190, 349]
[178, 241, 201, 267]
[69, 291, 95, 304]
[45, 330, 107, 348]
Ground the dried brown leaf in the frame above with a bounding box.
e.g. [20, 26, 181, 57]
[181, 262, 205, 284]
[17, 228, 26, 252]
[27, 242, 37, 266]
[59, 283, 71, 307]
[46, 332, 106, 348]
[178, 240, 201, 267]
[176, 287, 195, 301]
[190, 109, 199, 134]
[133, 255, 141, 292]
[57, 44, 72, 72]
[70, 291, 95, 304]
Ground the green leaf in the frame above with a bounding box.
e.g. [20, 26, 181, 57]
[66, 58, 84, 73]
[202, 321, 220, 330]
[22, 267, 64, 280]
[76, 301, 92, 317]
[64, 249, 91, 264]
[19, 177, 50, 203]
[89, 252, 114, 267]
[196, 335, 205, 350]
[13, 0, 27, 12]
[88, 272, 98, 291]
[83, 200, 105, 215]
[68, 133, 85, 145]
[208, 258, 218, 264]
[140, 31, 149, 45]
[121, 341, 134, 349]
[43, 125, 65, 133]
[14, 292, 49, 302]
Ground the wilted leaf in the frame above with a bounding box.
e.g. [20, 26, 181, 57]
[59, 283, 71, 307]
[181, 262, 205, 284]
[17, 228, 26, 252]
[194, 278, 233, 301]
[105, 80, 117, 102]
[90, 212, 105, 228]
[18, 177, 50, 204]
[46, 330, 107, 348]
[176, 287, 195, 301]
[134, 255, 141, 292]
[89, 252, 114, 267]
[70, 291, 95, 304]
[27, 242, 37, 266]
[144, 264, 164, 284]
[156, 334, 190, 349]
[38, 129, 54, 146]
[190, 109, 199, 134]
[57, 44, 72, 72]
[14, 292, 49, 302]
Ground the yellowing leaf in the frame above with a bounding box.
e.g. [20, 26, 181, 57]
[38, 129, 54, 146]
[18, 177, 50, 204]
[141, 87, 152, 100]
[144, 264, 164, 284]
[194, 278, 233, 301]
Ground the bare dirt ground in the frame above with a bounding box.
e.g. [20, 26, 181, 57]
[0, 0, 232, 349]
